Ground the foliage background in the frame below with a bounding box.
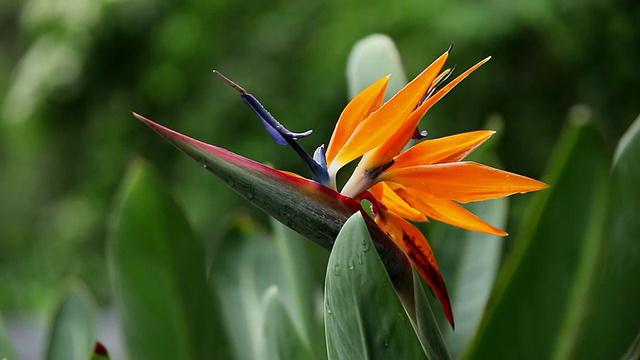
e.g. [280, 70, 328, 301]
[0, 0, 638, 347]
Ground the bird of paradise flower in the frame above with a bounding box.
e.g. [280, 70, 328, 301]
[133, 46, 547, 329]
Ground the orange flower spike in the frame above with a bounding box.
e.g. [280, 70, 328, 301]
[390, 184, 507, 236]
[327, 50, 449, 177]
[369, 182, 427, 222]
[393, 130, 495, 168]
[375, 208, 454, 328]
[325, 75, 390, 167]
[380, 161, 549, 204]
[363, 56, 492, 172]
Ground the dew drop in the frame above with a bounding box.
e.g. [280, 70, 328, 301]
[348, 260, 354, 270]
[198, 158, 208, 169]
[333, 264, 341, 277]
[246, 187, 255, 200]
[361, 238, 370, 252]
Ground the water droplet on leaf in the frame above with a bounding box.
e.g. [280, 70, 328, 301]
[333, 264, 341, 276]
[361, 238, 370, 252]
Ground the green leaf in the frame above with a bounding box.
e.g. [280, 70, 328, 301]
[402, 270, 452, 360]
[431, 198, 507, 358]
[324, 213, 426, 360]
[262, 286, 315, 360]
[45, 282, 96, 360]
[209, 219, 286, 360]
[465, 109, 610, 359]
[109, 159, 230, 359]
[0, 311, 18, 360]
[272, 219, 328, 359]
[570, 114, 640, 359]
[346, 33, 407, 100]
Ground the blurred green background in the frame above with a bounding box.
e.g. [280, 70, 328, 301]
[0, 0, 638, 319]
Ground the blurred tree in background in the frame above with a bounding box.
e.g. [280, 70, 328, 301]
[0, 0, 638, 312]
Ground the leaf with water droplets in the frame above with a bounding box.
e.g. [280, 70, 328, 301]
[324, 213, 426, 360]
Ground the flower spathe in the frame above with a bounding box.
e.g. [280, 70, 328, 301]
[137, 47, 548, 329]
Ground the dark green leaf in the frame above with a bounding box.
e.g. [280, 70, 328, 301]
[109, 159, 230, 359]
[324, 213, 425, 360]
[465, 110, 610, 359]
[570, 115, 640, 359]
[45, 282, 95, 360]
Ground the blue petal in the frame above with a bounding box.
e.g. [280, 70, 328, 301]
[241, 94, 312, 145]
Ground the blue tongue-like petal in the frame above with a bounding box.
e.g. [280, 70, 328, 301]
[241, 94, 312, 145]
[214, 70, 329, 186]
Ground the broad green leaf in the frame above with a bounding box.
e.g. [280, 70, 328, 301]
[0, 311, 18, 360]
[45, 282, 96, 360]
[209, 219, 286, 360]
[90, 342, 110, 360]
[262, 286, 315, 360]
[109, 159, 230, 360]
[346, 33, 407, 100]
[324, 213, 425, 360]
[570, 115, 640, 359]
[465, 111, 610, 360]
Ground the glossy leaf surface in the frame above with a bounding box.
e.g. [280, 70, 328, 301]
[324, 213, 425, 360]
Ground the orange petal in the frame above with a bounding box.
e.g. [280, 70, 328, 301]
[328, 51, 449, 173]
[370, 182, 427, 222]
[381, 161, 549, 203]
[390, 184, 507, 236]
[326, 75, 390, 165]
[359, 57, 492, 172]
[393, 130, 495, 168]
[375, 209, 454, 328]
